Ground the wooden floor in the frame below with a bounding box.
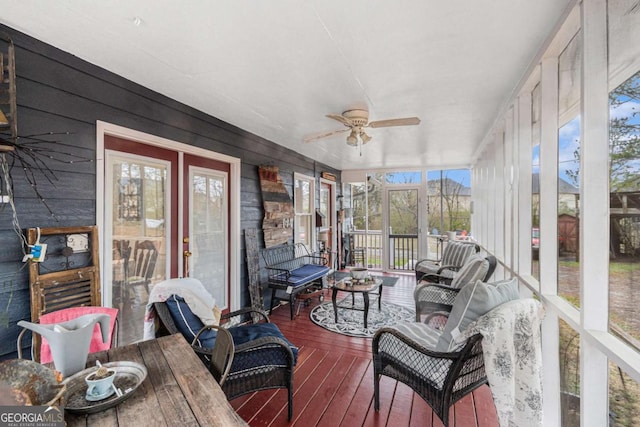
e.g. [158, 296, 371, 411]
[230, 273, 499, 427]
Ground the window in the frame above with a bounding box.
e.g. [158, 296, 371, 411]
[294, 173, 314, 248]
[532, 83, 541, 280]
[557, 32, 582, 308]
[426, 169, 472, 236]
[608, 0, 640, 350]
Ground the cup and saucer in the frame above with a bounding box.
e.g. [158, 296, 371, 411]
[85, 368, 117, 401]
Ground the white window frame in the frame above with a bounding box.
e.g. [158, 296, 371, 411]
[294, 172, 316, 250]
[472, 3, 640, 426]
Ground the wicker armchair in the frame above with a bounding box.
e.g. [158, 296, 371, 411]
[154, 301, 297, 420]
[373, 318, 487, 427]
[414, 241, 480, 282]
[414, 255, 496, 321]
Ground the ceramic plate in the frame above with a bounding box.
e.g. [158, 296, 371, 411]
[62, 361, 147, 414]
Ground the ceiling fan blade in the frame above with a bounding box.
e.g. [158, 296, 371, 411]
[326, 114, 354, 127]
[303, 128, 349, 143]
[368, 117, 421, 128]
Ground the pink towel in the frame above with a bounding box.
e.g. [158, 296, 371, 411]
[38, 307, 118, 364]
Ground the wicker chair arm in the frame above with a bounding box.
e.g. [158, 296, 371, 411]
[222, 307, 271, 324]
[435, 264, 461, 275]
[415, 258, 441, 270]
[190, 325, 222, 356]
[190, 333, 294, 365]
[414, 282, 457, 301]
[373, 327, 474, 360]
[192, 324, 222, 344]
[232, 335, 294, 357]
[417, 273, 444, 283]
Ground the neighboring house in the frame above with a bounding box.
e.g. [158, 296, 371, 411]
[426, 178, 472, 232]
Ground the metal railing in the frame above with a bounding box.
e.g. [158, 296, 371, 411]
[389, 234, 418, 271]
[348, 230, 418, 271]
[348, 231, 462, 271]
[350, 231, 383, 269]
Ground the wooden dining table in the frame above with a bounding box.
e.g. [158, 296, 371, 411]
[65, 334, 248, 426]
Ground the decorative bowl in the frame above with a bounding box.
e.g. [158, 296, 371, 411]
[350, 268, 369, 280]
[0, 359, 66, 406]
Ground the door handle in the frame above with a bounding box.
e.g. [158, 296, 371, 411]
[183, 250, 192, 277]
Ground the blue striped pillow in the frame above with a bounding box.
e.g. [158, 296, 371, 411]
[165, 295, 217, 348]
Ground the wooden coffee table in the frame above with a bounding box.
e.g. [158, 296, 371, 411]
[331, 278, 383, 329]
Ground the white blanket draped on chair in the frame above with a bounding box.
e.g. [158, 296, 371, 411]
[143, 277, 220, 340]
[455, 298, 545, 427]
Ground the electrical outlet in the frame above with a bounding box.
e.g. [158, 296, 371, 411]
[32, 243, 47, 262]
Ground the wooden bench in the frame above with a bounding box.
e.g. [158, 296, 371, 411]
[262, 243, 330, 319]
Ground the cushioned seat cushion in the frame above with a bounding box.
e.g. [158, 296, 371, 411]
[164, 295, 298, 370]
[272, 264, 330, 286]
[228, 322, 298, 362]
[229, 323, 299, 373]
[388, 321, 442, 350]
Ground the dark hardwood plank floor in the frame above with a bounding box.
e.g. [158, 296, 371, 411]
[232, 272, 499, 427]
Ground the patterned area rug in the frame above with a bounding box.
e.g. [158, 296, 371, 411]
[309, 297, 415, 338]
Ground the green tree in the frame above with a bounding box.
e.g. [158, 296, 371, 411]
[609, 71, 640, 192]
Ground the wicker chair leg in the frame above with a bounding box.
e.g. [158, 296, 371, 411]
[287, 382, 293, 420]
[373, 371, 381, 411]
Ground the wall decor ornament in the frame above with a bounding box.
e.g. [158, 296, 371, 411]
[258, 165, 294, 248]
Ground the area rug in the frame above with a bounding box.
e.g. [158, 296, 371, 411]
[331, 272, 399, 287]
[309, 297, 414, 338]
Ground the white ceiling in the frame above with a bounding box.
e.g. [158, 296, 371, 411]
[0, 0, 571, 171]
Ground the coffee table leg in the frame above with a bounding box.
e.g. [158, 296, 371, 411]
[363, 292, 369, 329]
[332, 287, 339, 323]
[378, 285, 383, 310]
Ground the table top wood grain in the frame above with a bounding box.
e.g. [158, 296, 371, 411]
[65, 334, 248, 426]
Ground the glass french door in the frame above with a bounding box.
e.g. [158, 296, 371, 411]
[104, 136, 230, 344]
[385, 187, 420, 271]
[183, 154, 229, 312]
[319, 180, 336, 269]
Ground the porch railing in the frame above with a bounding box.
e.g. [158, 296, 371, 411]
[348, 231, 456, 271]
[389, 234, 418, 271]
[348, 231, 418, 271]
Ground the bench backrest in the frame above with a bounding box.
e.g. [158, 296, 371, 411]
[262, 243, 313, 270]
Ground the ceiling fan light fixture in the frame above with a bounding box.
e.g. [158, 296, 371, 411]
[346, 129, 358, 146]
[360, 130, 372, 144]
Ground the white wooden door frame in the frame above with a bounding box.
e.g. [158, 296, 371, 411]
[96, 121, 242, 312]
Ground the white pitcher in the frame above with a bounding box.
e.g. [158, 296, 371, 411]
[18, 313, 111, 377]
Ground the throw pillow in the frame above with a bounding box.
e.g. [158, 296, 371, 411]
[436, 277, 519, 352]
[165, 294, 217, 348]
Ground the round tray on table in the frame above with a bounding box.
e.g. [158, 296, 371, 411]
[62, 361, 147, 414]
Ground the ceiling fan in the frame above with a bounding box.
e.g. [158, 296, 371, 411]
[304, 109, 421, 147]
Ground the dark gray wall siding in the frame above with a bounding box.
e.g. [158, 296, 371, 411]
[0, 25, 340, 358]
